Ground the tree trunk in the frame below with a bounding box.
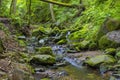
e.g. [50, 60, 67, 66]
[28, 0, 31, 27]
[0, 0, 2, 7]
[40, 0, 83, 8]
[10, 0, 17, 15]
[49, 3, 56, 22]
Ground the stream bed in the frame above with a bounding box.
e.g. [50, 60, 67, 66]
[26, 37, 109, 80]
[57, 65, 106, 80]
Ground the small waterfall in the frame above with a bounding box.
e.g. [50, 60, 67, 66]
[64, 57, 83, 68]
[66, 31, 71, 43]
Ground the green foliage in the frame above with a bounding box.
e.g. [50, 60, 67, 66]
[115, 51, 120, 59]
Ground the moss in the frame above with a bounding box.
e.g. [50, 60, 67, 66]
[35, 47, 54, 56]
[99, 35, 120, 49]
[105, 48, 116, 56]
[57, 39, 67, 45]
[29, 55, 56, 65]
[32, 26, 46, 37]
[18, 40, 27, 47]
[97, 18, 120, 40]
[41, 78, 50, 80]
[88, 42, 97, 50]
[105, 18, 120, 31]
[50, 27, 60, 36]
[85, 55, 116, 67]
[115, 51, 120, 59]
[76, 40, 90, 50]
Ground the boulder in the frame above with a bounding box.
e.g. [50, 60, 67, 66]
[99, 30, 120, 49]
[85, 55, 116, 67]
[35, 47, 54, 56]
[29, 55, 56, 65]
[106, 30, 120, 43]
[97, 18, 120, 39]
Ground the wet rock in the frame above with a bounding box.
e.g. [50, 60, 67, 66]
[107, 30, 120, 43]
[57, 70, 68, 77]
[35, 68, 45, 72]
[85, 55, 116, 67]
[34, 72, 49, 79]
[99, 63, 111, 74]
[54, 62, 67, 67]
[29, 55, 56, 65]
[18, 36, 26, 40]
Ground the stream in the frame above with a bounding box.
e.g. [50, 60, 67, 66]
[32, 44, 108, 80]
[26, 31, 109, 80]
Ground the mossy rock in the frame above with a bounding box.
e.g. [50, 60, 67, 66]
[105, 48, 116, 56]
[73, 40, 90, 50]
[29, 55, 56, 65]
[88, 42, 97, 50]
[57, 39, 67, 45]
[99, 35, 120, 49]
[68, 30, 85, 42]
[32, 26, 46, 37]
[85, 55, 116, 67]
[97, 18, 120, 39]
[35, 47, 54, 56]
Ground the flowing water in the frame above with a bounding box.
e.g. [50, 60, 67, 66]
[57, 65, 107, 80]
[51, 45, 108, 80]
[27, 32, 109, 80]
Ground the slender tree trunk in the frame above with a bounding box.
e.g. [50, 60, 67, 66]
[0, 0, 2, 7]
[49, 3, 56, 22]
[10, 0, 17, 15]
[28, 0, 31, 27]
[40, 0, 81, 8]
[26, 0, 32, 27]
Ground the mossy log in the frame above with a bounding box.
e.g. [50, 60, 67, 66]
[40, 0, 84, 8]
